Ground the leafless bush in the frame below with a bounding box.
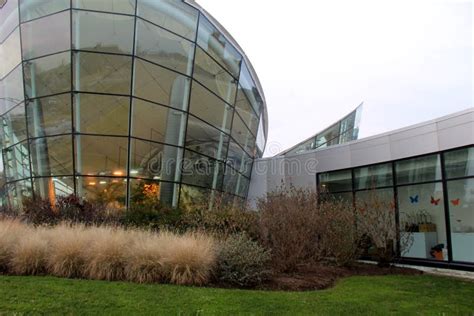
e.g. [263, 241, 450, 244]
[258, 187, 360, 272]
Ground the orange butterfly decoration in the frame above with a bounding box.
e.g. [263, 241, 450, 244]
[430, 196, 441, 206]
[451, 198, 461, 206]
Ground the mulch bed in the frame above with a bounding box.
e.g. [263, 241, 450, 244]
[212, 262, 422, 292]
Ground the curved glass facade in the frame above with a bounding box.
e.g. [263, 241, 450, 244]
[0, 0, 267, 209]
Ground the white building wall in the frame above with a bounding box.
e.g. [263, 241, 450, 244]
[248, 108, 474, 207]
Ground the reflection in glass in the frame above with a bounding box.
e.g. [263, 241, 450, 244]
[398, 183, 447, 261]
[75, 135, 128, 176]
[231, 112, 256, 157]
[20, 0, 70, 22]
[182, 150, 223, 190]
[227, 141, 253, 178]
[131, 98, 186, 146]
[73, 0, 135, 14]
[73, 51, 132, 95]
[396, 154, 442, 185]
[6, 180, 32, 208]
[74, 93, 129, 136]
[21, 11, 70, 60]
[179, 184, 210, 211]
[0, 0, 19, 42]
[235, 87, 258, 136]
[354, 163, 393, 190]
[0, 65, 24, 115]
[24, 52, 71, 98]
[33, 176, 74, 203]
[135, 19, 194, 75]
[78, 176, 126, 208]
[197, 16, 242, 78]
[0, 103, 27, 147]
[3, 141, 31, 181]
[189, 82, 232, 133]
[447, 178, 474, 263]
[30, 136, 73, 177]
[185, 115, 229, 160]
[239, 62, 262, 116]
[72, 10, 134, 55]
[137, 0, 198, 41]
[27, 94, 71, 137]
[444, 147, 474, 179]
[193, 47, 237, 105]
[0, 28, 21, 79]
[319, 169, 352, 192]
[134, 59, 190, 109]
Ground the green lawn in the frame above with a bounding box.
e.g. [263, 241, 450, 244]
[0, 274, 472, 315]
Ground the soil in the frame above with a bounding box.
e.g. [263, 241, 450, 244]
[212, 263, 422, 292]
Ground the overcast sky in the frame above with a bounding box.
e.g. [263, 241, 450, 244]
[197, 0, 473, 157]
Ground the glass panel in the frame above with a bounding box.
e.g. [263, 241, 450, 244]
[74, 93, 129, 136]
[354, 163, 393, 190]
[78, 176, 126, 208]
[223, 168, 249, 198]
[197, 16, 242, 78]
[227, 141, 253, 178]
[189, 82, 232, 133]
[73, 51, 132, 95]
[20, 0, 69, 22]
[193, 47, 237, 105]
[447, 178, 474, 263]
[21, 11, 70, 60]
[0, 28, 21, 79]
[26, 93, 71, 137]
[129, 178, 180, 208]
[239, 62, 262, 116]
[129, 138, 182, 182]
[135, 19, 194, 75]
[398, 182, 447, 261]
[73, 0, 135, 14]
[75, 135, 128, 176]
[133, 59, 190, 110]
[30, 135, 73, 177]
[131, 98, 186, 146]
[181, 150, 224, 190]
[319, 169, 352, 192]
[315, 123, 341, 148]
[72, 10, 134, 55]
[235, 87, 259, 136]
[231, 112, 256, 157]
[0, 0, 19, 43]
[444, 147, 474, 179]
[179, 184, 210, 211]
[396, 154, 442, 185]
[0, 103, 27, 147]
[3, 141, 30, 181]
[33, 176, 74, 201]
[0, 66, 24, 115]
[24, 51, 71, 98]
[137, 0, 198, 41]
[325, 191, 353, 205]
[355, 188, 396, 257]
[185, 115, 229, 160]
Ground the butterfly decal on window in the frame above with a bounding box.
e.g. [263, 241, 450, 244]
[430, 196, 441, 206]
[451, 198, 461, 206]
[409, 195, 419, 204]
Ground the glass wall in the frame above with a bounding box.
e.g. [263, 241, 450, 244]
[0, 0, 267, 209]
[317, 145, 474, 265]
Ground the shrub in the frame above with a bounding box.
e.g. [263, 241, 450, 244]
[0, 220, 26, 272]
[122, 204, 183, 231]
[181, 196, 259, 239]
[216, 233, 271, 287]
[258, 187, 360, 272]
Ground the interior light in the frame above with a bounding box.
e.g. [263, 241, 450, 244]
[130, 170, 138, 175]
[113, 170, 124, 176]
[153, 176, 161, 180]
[99, 181, 107, 185]
[88, 182, 96, 186]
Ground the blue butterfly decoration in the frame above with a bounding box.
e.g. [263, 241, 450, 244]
[409, 195, 419, 204]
